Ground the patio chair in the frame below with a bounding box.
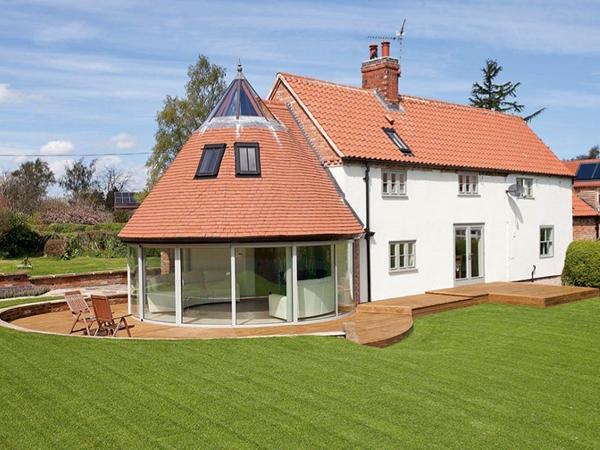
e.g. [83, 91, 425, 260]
[91, 295, 134, 337]
[65, 290, 96, 335]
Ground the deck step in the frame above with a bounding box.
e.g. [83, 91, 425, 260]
[357, 303, 411, 315]
[343, 312, 413, 347]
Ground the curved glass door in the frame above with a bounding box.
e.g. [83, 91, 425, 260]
[296, 245, 336, 321]
[235, 246, 292, 325]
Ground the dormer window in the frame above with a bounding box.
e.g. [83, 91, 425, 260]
[235, 143, 261, 176]
[383, 127, 412, 156]
[195, 144, 226, 178]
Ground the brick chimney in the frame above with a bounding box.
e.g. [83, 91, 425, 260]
[361, 42, 400, 104]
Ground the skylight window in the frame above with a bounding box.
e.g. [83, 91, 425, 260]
[235, 143, 261, 176]
[383, 127, 412, 156]
[195, 144, 226, 178]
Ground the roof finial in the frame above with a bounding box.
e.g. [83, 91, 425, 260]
[237, 59, 243, 77]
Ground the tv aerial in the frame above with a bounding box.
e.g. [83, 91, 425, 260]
[368, 19, 407, 60]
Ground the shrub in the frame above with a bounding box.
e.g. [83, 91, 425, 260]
[0, 211, 46, 257]
[562, 240, 600, 287]
[113, 209, 131, 223]
[0, 285, 50, 300]
[40, 199, 112, 225]
[61, 231, 127, 260]
[44, 238, 67, 257]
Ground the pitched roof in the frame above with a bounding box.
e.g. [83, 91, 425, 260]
[563, 159, 600, 187]
[573, 193, 598, 217]
[275, 73, 572, 177]
[119, 101, 364, 242]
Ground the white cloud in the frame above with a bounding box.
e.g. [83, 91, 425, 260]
[95, 155, 122, 170]
[0, 84, 24, 104]
[39, 140, 74, 155]
[48, 158, 74, 180]
[0, 83, 45, 104]
[110, 132, 136, 149]
[34, 21, 98, 44]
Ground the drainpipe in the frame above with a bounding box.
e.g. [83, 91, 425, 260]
[596, 216, 599, 240]
[363, 162, 373, 302]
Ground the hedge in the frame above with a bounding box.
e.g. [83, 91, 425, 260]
[562, 240, 600, 287]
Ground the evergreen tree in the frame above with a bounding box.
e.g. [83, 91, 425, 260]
[470, 59, 545, 122]
[145, 55, 226, 188]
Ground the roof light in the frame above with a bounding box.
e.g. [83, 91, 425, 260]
[235, 143, 261, 176]
[195, 144, 226, 178]
[383, 127, 412, 156]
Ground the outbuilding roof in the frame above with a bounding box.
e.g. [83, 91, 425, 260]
[273, 73, 572, 177]
[572, 193, 598, 217]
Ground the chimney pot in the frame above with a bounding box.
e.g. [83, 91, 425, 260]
[369, 44, 378, 60]
[381, 41, 390, 57]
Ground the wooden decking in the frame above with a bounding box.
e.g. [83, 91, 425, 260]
[1, 282, 598, 347]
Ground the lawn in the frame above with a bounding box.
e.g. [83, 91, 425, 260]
[0, 295, 64, 309]
[0, 256, 127, 276]
[1, 300, 600, 448]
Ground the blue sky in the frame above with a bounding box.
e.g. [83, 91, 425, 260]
[1, 0, 599, 192]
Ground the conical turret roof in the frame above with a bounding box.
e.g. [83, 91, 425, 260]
[206, 64, 277, 123]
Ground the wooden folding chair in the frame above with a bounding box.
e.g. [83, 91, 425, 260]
[65, 290, 96, 335]
[91, 295, 134, 337]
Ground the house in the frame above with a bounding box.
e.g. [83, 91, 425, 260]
[119, 43, 573, 327]
[564, 159, 600, 239]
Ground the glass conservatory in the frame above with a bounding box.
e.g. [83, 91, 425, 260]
[127, 241, 355, 326]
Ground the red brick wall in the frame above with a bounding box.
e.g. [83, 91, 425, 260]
[0, 294, 127, 322]
[573, 217, 598, 240]
[160, 250, 174, 275]
[352, 239, 361, 304]
[0, 270, 127, 289]
[361, 57, 400, 103]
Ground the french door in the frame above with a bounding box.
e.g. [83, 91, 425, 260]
[454, 224, 484, 284]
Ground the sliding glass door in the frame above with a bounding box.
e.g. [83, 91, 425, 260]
[454, 225, 484, 283]
[234, 246, 292, 325]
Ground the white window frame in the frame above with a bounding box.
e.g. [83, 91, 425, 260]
[458, 173, 479, 196]
[540, 226, 554, 258]
[517, 177, 534, 199]
[389, 241, 416, 271]
[382, 170, 407, 197]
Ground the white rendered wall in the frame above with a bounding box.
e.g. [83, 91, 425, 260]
[329, 164, 573, 301]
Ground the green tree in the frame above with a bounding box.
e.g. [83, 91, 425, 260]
[59, 158, 102, 204]
[146, 54, 227, 188]
[0, 158, 55, 214]
[470, 59, 545, 122]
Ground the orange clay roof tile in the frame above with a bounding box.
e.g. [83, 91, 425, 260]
[119, 101, 364, 241]
[279, 72, 573, 177]
[573, 192, 598, 217]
